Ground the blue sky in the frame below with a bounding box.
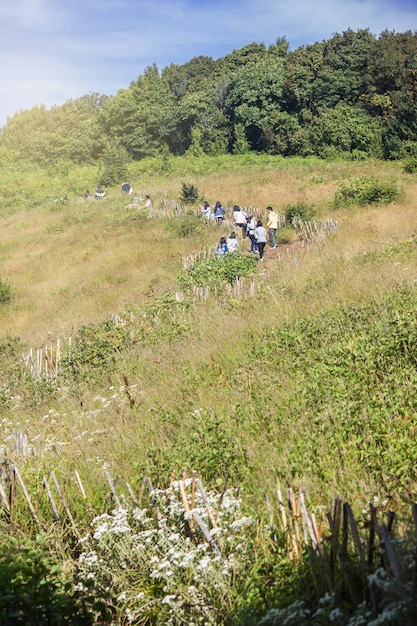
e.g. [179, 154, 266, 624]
[0, 0, 415, 128]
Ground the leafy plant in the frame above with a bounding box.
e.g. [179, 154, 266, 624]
[284, 201, 316, 222]
[178, 253, 257, 292]
[0, 535, 93, 625]
[334, 176, 401, 207]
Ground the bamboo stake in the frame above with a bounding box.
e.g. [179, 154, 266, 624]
[192, 510, 220, 555]
[276, 487, 291, 555]
[13, 464, 41, 528]
[74, 470, 87, 499]
[287, 487, 301, 559]
[126, 482, 139, 506]
[196, 479, 217, 529]
[0, 480, 10, 512]
[380, 524, 403, 589]
[43, 475, 61, 522]
[104, 471, 121, 508]
[50, 471, 79, 535]
[344, 503, 366, 567]
[299, 491, 317, 548]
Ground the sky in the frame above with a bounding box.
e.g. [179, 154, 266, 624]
[0, 0, 416, 129]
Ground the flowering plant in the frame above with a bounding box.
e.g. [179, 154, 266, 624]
[75, 480, 255, 624]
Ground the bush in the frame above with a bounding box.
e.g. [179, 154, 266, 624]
[334, 176, 401, 207]
[165, 213, 204, 238]
[403, 158, 417, 174]
[0, 278, 11, 304]
[178, 253, 257, 291]
[179, 182, 200, 205]
[284, 201, 316, 223]
[0, 535, 93, 625]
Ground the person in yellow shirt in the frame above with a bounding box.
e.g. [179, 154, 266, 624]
[266, 206, 278, 248]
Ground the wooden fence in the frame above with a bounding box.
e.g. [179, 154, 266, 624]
[0, 457, 415, 590]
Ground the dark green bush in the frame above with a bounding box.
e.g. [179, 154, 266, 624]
[0, 536, 93, 625]
[179, 182, 200, 205]
[334, 176, 400, 207]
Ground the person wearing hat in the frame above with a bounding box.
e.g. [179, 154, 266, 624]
[266, 206, 278, 248]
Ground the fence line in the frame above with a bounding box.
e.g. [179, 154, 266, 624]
[0, 460, 415, 598]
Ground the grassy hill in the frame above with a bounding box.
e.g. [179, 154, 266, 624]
[1, 154, 417, 624]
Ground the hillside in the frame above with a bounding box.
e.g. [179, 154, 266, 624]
[1, 154, 417, 624]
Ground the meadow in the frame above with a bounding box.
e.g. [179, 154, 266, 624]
[1, 153, 417, 624]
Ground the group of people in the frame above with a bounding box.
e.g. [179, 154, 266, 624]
[205, 202, 279, 261]
[84, 187, 106, 201]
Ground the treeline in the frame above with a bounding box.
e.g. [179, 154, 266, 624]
[1, 28, 417, 175]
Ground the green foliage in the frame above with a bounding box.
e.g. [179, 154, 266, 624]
[179, 182, 200, 204]
[334, 176, 401, 207]
[178, 253, 257, 291]
[63, 317, 135, 375]
[99, 143, 129, 186]
[284, 201, 316, 222]
[232, 123, 250, 154]
[402, 157, 417, 173]
[0, 278, 11, 304]
[0, 535, 93, 625]
[165, 213, 204, 238]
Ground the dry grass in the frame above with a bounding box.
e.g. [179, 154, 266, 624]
[0, 156, 413, 348]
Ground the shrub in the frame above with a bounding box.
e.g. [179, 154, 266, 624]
[334, 176, 400, 207]
[0, 535, 93, 625]
[178, 253, 257, 292]
[403, 158, 417, 174]
[0, 278, 11, 304]
[284, 201, 316, 222]
[179, 182, 200, 205]
[166, 213, 204, 238]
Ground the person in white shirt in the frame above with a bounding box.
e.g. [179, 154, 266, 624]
[233, 205, 248, 239]
[226, 232, 239, 253]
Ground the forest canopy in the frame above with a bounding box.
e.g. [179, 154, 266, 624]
[1, 28, 417, 168]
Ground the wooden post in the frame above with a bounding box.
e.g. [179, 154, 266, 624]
[196, 479, 217, 529]
[276, 487, 291, 556]
[13, 465, 42, 528]
[43, 475, 61, 522]
[104, 471, 121, 508]
[50, 471, 79, 536]
[192, 510, 221, 555]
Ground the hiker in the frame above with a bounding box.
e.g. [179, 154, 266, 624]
[233, 205, 248, 239]
[201, 201, 211, 220]
[216, 237, 229, 257]
[266, 206, 278, 248]
[121, 182, 133, 194]
[247, 215, 258, 253]
[254, 220, 267, 261]
[84, 189, 92, 201]
[95, 186, 106, 200]
[213, 201, 226, 224]
[226, 232, 239, 253]
[142, 195, 153, 213]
